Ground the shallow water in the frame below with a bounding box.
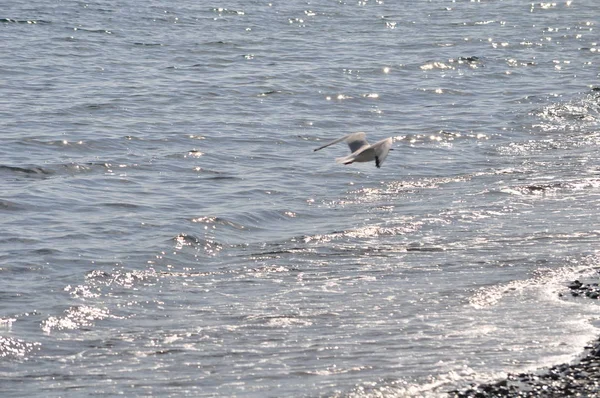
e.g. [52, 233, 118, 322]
[2, 0, 600, 396]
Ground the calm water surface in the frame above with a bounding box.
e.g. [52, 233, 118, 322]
[2, 0, 600, 396]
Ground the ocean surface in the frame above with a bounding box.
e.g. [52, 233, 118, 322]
[2, 0, 600, 396]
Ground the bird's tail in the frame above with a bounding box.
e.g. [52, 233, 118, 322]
[335, 156, 354, 165]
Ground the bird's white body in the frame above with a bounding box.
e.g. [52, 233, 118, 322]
[313, 132, 393, 168]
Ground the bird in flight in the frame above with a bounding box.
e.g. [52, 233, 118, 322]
[313, 132, 393, 168]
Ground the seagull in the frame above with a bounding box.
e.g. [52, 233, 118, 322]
[313, 132, 393, 168]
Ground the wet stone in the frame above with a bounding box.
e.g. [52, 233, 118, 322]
[568, 280, 583, 289]
[565, 276, 600, 300]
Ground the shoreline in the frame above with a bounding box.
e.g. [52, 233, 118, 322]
[450, 277, 600, 397]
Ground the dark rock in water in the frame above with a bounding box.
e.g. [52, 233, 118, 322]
[568, 280, 583, 289]
[566, 276, 600, 300]
[458, 56, 480, 63]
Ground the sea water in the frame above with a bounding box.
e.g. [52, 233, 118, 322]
[1, 1, 600, 396]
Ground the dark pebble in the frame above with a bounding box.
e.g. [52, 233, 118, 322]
[568, 280, 583, 289]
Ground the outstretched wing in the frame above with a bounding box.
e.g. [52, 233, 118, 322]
[372, 137, 393, 167]
[313, 132, 369, 154]
[313, 134, 352, 152]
